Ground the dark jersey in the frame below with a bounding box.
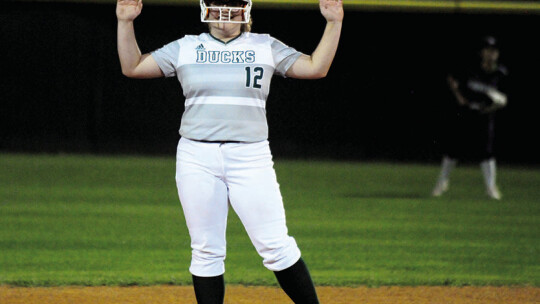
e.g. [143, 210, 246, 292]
[454, 64, 508, 112]
[443, 64, 509, 160]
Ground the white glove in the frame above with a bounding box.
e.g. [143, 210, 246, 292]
[486, 88, 507, 107]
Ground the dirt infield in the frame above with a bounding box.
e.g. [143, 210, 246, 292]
[1, 285, 539, 304]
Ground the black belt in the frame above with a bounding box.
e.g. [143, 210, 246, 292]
[191, 139, 244, 144]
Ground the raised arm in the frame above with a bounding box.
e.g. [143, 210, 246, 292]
[117, 0, 163, 79]
[286, 0, 344, 79]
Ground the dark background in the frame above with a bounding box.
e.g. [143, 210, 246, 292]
[1, 1, 539, 164]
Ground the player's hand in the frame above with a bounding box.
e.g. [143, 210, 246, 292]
[447, 75, 459, 91]
[116, 0, 143, 22]
[320, 0, 344, 23]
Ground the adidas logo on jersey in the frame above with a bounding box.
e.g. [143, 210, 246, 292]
[196, 50, 255, 64]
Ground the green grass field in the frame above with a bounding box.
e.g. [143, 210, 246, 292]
[0, 153, 538, 287]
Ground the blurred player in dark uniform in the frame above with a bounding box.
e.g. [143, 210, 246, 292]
[432, 35, 508, 199]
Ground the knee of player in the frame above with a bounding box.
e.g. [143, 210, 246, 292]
[190, 248, 227, 277]
[191, 242, 226, 262]
[257, 236, 301, 272]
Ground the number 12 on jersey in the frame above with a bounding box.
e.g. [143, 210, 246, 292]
[245, 66, 264, 89]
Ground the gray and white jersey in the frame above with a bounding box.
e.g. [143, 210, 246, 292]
[151, 32, 302, 142]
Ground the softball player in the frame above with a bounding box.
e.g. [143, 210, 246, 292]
[116, 0, 343, 303]
[432, 36, 508, 200]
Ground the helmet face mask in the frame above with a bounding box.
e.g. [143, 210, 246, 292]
[200, 0, 252, 24]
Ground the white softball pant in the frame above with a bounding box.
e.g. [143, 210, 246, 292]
[175, 137, 301, 277]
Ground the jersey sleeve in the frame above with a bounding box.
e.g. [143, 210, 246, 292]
[269, 36, 303, 77]
[151, 40, 181, 78]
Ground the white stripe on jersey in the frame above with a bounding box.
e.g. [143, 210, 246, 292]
[185, 96, 266, 108]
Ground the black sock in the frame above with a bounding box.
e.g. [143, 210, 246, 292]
[274, 258, 319, 304]
[192, 274, 225, 304]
